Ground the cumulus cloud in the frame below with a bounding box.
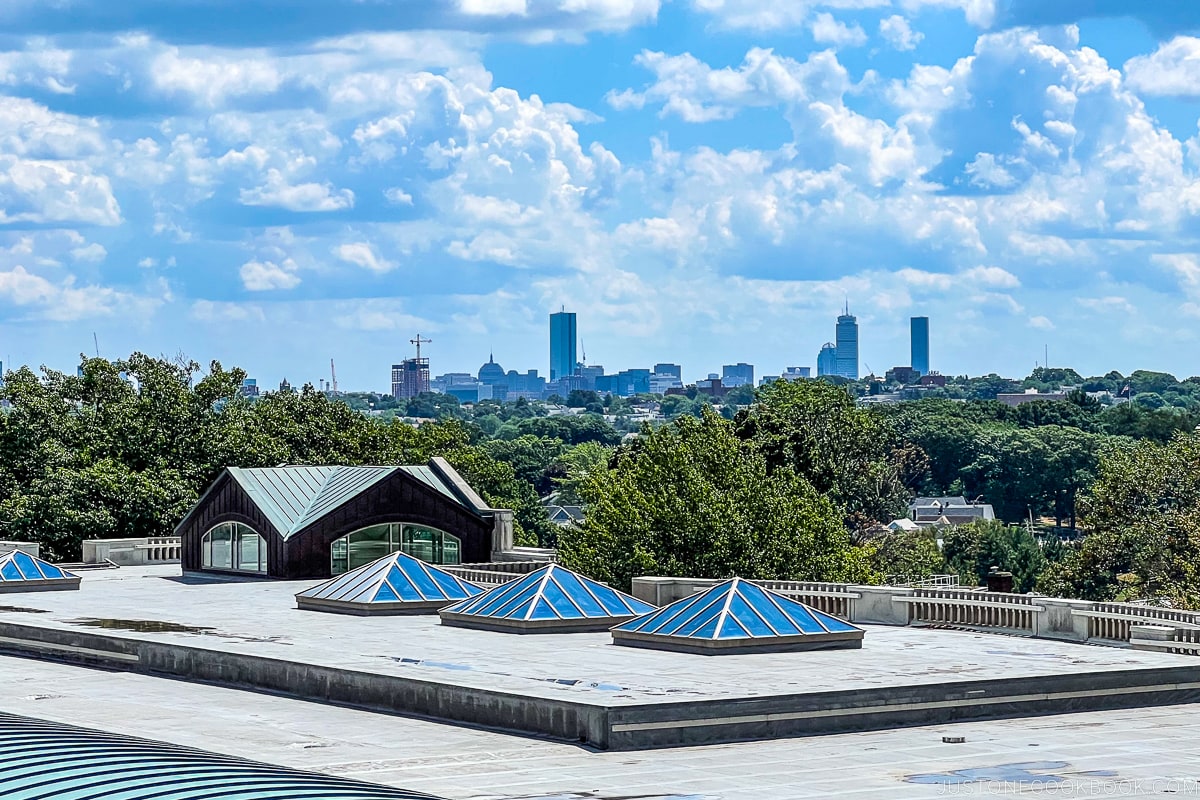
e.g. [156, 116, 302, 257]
[1125, 37, 1200, 97]
[811, 13, 867, 47]
[239, 258, 301, 290]
[334, 242, 395, 273]
[239, 170, 355, 212]
[0, 265, 161, 320]
[879, 15, 923, 50]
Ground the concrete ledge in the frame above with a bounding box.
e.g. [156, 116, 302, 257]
[295, 597, 454, 616]
[438, 611, 637, 634]
[612, 629, 864, 655]
[0, 620, 1198, 751]
[0, 577, 81, 593]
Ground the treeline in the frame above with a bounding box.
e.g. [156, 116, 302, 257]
[0, 355, 559, 560]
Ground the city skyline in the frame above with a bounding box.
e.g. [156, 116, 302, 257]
[5, 4, 1200, 386]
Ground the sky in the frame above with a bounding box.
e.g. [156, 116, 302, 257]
[3, 1, 1200, 389]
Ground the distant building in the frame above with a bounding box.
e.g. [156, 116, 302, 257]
[835, 307, 859, 380]
[911, 317, 930, 376]
[722, 363, 754, 387]
[817, 343, 838, 377]
[886, 366, 920, 385]
[446, 384, 493, 404]
[477, 355, 506, 386]
[391, 358, 430, 399]
[695, 375, 729, 398]
[997, 388, 1067, 407]
[920, 372, 947, 387]
[240, 378, 259, 399]
[549, 310, 577, 382]
[505, 369, 546, 398]
[650, 373, 682, 394]
[278, 378, 293, 394]
[783, 367, 811, 381]
[579, 364, 605, 390]
[908, 497, 995, 527]
[653, 363, 682, 380]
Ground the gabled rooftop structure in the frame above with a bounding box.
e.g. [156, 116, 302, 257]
[439, 564, 655, 633]
[611, 578, 863, 654]
[175, 457, 511, 580]
[295, 551, 483, 615]
[0, 550, 79, 592]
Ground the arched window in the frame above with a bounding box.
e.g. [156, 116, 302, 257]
[201, 522, 267, 573]
[331, 523, 462, 574]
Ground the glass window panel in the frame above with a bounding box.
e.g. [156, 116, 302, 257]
[741, 585, 802, 634]
[726, 594, 775, 637]
[429, 569, 479, 600]
[690, 615, 721, 639]
[550, 570, 606, 616]
[207, 524, 233, 570]
[440, 534, 461, 565]
[673, 601, 724, 637]
[660, 595, 723, 636]
[528, 598, 559, 620]
[235, 529, 261, 573]
[13, 552, 40, 580]
[717, 616, 751, 639]
[400, 561, 442, 600]
[811, 608, 857, 632]
[763, 594, 821, 633]
[39, 564, 64, 579]
[374, 580, 400, 603]
[628, 594, 705, 633]
[0, 562, 19, 581]
[540, 578, 584, 618]
[330, 539, 348, 575]
[484, 577, 544, 618]
[506, 597, 537, 620]
[382, 566, 421, 602]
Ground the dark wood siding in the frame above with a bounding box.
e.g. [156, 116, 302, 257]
[178, 468, 493, 580]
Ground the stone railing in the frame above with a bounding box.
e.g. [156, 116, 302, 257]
[442, 566, 524, 587]
[1073, 603, 1200, 642]
[896, 588, 1044, 633]
[629, 576, 1200, 654]
[82, 537, 181, 566]
[755, 580, 860, 618]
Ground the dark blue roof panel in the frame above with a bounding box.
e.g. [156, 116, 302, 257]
[297, 552, 482, 610]
[0, 713, 441, 799]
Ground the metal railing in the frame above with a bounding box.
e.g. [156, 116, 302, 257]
[442, 566, 524, 587]
[754, 581, 861, 618]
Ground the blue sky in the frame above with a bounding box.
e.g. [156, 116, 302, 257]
[3, 0, 1200, 388]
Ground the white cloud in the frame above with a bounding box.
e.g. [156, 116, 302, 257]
[239, 258, 301, 290]
[190, 300, 266, 323]
[384, 187, 414, 205]
[151, 48, 283, 107]
[239, 170, 355, 212]
[334, 242, 395, 273]
[0, 156, 121, 226]
[70, 242, 107, 263]
[1125, 37, 1200, 97]
[1028, 315, 1055, 330]
[0, 265, 161, 321]
[811, 13, 867, 48]
[459, 0, 527, 15]
[879, 15, 923, 51]
[901, 0, 997, 27]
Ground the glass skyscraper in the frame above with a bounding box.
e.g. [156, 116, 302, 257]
[911, 316, 930, 375]
[817, 343, 837, 377]
[549, 310, 577, 382]
[834, 308, 858, 380]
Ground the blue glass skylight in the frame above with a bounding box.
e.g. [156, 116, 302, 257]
[442, 564, 654, 623]
[614, 578, 861, 641]
[0, 712, 442, 799]
[0, 551, 77, 586]
[297, 551, 482, 608]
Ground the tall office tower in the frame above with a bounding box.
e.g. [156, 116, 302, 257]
[817, 343, 838, 376]
[835, 306, 859, 380]
[549, 309, 577, 382]
[721, 363, 755, 387]
[911, 316, 930, 375]
[391, 359, 430, 399]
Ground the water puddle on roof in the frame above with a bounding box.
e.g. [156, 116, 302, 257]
[67, 618, 291, 644]
[0, 606, 49, 614]
[906, 761, 1117, 786]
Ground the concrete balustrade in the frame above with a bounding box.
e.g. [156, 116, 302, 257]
[629, 576, 1200, 653]
[82, 538, 182, 566]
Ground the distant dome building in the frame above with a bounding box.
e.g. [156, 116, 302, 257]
[478, 354, 507, 386]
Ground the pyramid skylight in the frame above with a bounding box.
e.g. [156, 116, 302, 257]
[611, 578, 863, 654]
[296, 551, 482, 615]
[0, 551, 80, 593]
[439, 564, 655, 633]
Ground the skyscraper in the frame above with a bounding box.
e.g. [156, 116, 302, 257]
[549, 309, 577, 382]
[817, 343, 837, 377]
[391, 359, 429, 399]
[722, 363, 754, 387]
[911, 316, 930, 376]
[835, 306, 859, 380]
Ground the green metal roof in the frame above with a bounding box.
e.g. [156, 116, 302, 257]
[227, 464, 472, 540]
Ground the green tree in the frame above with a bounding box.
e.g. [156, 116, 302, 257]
[869, 530, 945, 582]
[558, 411, 876, 590]
[942, 520, 1046, 592]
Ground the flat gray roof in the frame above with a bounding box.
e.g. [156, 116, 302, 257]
[3, 565, 1192, 708]
[2, 653, 1198, 800]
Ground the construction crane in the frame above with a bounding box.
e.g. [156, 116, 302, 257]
[92, 333, 100, 359]
[329, 359, 338, 396]
[580, 338, 587, 367]
[410, 333, 431, 361]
